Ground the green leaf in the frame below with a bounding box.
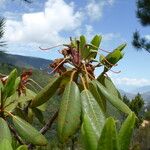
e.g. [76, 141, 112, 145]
[12, 115, 48, 146]
[2, 69, 17, 100]
[0, 118, 12, 143]
[80, 35, 87, 58]
[89, 81, 106, 112]
[32, 108, 45, 124]
[97, 117, 119, 150]
[30, 77, 61, 107]
[16, 145, 28, 150]
[57, 81, 81, 143]
[118, 112, 136, 150]
[93, 80, 132, 115]
[0, 139, 13, 150]
[90, 35, 102, 59]
[104, 50, 123, 67]
[114, 43, 127, 52]
[12, 77, 21, 94]
[97, 75, 122, 99]
[4, 89, 36, 113]
[81, 115, 98, 150]
[81, 89, 105, 138]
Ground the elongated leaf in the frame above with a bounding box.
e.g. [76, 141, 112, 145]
[0, 139, 13, 150]
[104, 50, 123, 67]
[12, 115, 48, 146]
[118, 112, 136, 150]
[30, 77, 61, 107]
[97, 75, 121, 99]
[80, 35, 87, 58]
[32, 108, 45, 124]
[12, 77, 20, 95]
[57, 81, 81, 143]
[2, 69, 17, 100]
[114, 43, 126, 52]
[90, 35, 102, 59]
[16, 145, 28, 150]
[93, 80, 132, 114]
[89, 81, 105, 112]
[97, 117, 119, 150]
[0, 118, 12, 143]
[81, 115, 98, 150]
[81, 89, 105, 138]
[97, 75, 123, 119]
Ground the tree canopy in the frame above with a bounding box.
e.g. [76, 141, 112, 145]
[132, 0, 150, 52]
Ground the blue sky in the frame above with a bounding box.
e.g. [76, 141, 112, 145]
[0, 0, 150, 91]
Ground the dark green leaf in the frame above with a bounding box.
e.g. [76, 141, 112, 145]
[93, 80, 132, 114]
[118, 112, 136, 150]
[32, 108, 45, 124]
[97, 117, 119, 150]
[81, 115, 98, 150]
[30, 77, 61, 107]
[0, 118, 12, 143]
[57, 81, 81, 143]
[90, 35, 102, 59]
[0, 139, 13, 150]
[81, 89, 105, 138]
[13, 115, 48, 146]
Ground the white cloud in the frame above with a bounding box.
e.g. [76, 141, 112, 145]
[102, 33, 121, 41]
[108, 0, 115, 5]
[86, 0, 115, 21]
[5, 0, 83, 45]
[112, 77, 150, 87]
[86, 1, 105, 21]
[0, 0, 5, 8]
[145, 35, 150, 40]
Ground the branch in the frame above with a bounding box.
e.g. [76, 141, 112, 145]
[28, 110, 58, 150]
[40, 110, 58, 135]
[9, 124, 25, 145]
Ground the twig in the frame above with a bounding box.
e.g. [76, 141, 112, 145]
[40, 110, 58, 134]
[49, 57, 69, 75]
[28, 111, 58, 149]
[39, 44, 64, 51]
[9, 124, 24, 145]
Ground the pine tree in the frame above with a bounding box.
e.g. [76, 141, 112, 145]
[122, 95, 130, 106]
[130, 93, 144, 116]
[132, 0, 150, 52]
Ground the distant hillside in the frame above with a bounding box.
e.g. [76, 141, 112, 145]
[119, 89, 135, 99]
[132, 85, 150, 94]
[119, 89, 150, 104]
[0, 53, 52, 72]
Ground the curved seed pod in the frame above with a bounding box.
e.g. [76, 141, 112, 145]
[81, 89, 105, 138]
[12, 115, 48, 146]
[93, 80, 132, 115]
[118, 112, 136, 150]
[81, 115, 98, 150]
[2, 69, 17, 100]
[0, 118, 12, 143]
[57, 81, 81, 143]
[30, 77, 61, 107]
[0, 139, 13, 150]
[16, 145, 28, 150]
[97, 117, 119, 150]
